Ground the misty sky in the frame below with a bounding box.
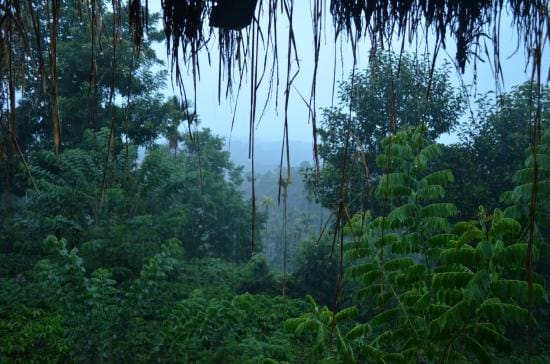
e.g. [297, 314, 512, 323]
[149, 1, 549, 152]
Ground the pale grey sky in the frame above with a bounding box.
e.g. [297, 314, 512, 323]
[149, 1, 548, 151]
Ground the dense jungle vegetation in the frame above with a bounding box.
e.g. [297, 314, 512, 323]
[1, 1, 549, 363]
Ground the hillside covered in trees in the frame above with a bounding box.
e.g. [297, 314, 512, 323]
[1, 0, 549, 363]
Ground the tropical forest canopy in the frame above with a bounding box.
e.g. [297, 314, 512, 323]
[1, 0, 549, 363]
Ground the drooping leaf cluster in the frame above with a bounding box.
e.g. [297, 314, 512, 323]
[287, 127, 548, 363]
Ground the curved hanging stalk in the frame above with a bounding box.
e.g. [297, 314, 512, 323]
[281, 174, 288, 299]
[249, 10, 259, 252]
[27, 0, 46, 94]
[378, 38, 406, 302]
[278, 0, 299, 299]
[124, 50, 135, 173]
[309, 0, 323, 174]
[329, 31, 358, 340]
[99, 0, 121, 207]
[413, 40, 441, 174]
[86, 0, 98, 131]
[5, 14, 17, 191]
[8, 129, 39, 195]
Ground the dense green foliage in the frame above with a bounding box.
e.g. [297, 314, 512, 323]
[11, 0, 168, 152]
[0, 236, 304, 362]
[1, 3, 548, 360]
[434, 83, 550, 220]
[1, 128, 257, 273]
[304, 53, 464, 214]
[287, 127, 549, 363]
[1, 4, 297, 361]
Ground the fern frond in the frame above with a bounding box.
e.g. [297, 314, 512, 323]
[494, 243, 534, 267]
[510, 181, 550, 201]
[305, 294, 318, 308]
[382, 352, 406, 362]
[436, 288, 464, 305]
[344, 247, 372, 261]
[414, 292, 430, 312]
[394, 265, 426, 287]
[370, 308, 400, 326]
[499, 190, 520, 205]
[335, 328, 355, 363]
[427, 234, 456, 247]
[376, 173, 413, 197]
[418, 143, 443, 165]
[420, 203, 457, 218]
[512, 167, 550, 184]
[433, 264, 472, 274]
[432, 272, 474, 290]
[453, 221, 479, 234]
[384, 257, 415, 271]
[429, 303, 451, 318]
[358, 286, 392, 305]
[399, 290, 422, 306]
[369, 217, 393, 231]
[417, 184, 445, 201]
[391, 232, 421, 254]
[473, 323, 511, 355]
[335, 307, 359, 322]
[525, 153, 550, 169]
[461, 335, 491, 364]
[491, 280, 546, 304]
[429, 300, 471, 335]
[374, 233, 401, 248]
[346, 324, 371, 340]
[464, 270, 491, 303]
[490, 217, 521, 240]
[477, 301, 529, 325]
[419, 217, 451, 233]
[455, 228, 484, 247]
[347, 263, 377, 279]
[501, 205, 529, 220]
[389, 142, 414, 160]
[364, 270, 383, 286]
[421, 170, 454, 186]
[476, 241, 494, 263]
[388, 203, 417, 225]
[441, 247, 479, 267]
[372, 329, 395, 346]
[360, 344, 385, 362]
[284, 318, 303, 332]
[295, 319, 319, 335]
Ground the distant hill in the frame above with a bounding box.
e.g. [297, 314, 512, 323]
[226, 139, 317, 172]
[240, 166, 330, 271]
[225, 139, 330, 271]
